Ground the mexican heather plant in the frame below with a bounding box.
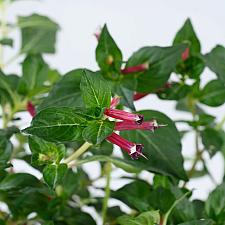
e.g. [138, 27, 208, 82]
[0, 1, 225, 225]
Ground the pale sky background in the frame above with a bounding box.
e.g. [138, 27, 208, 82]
[2, 0, 225, 209]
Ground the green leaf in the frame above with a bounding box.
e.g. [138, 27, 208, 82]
[0, 138, 12, 170]
[205, 182, 225, 224]
[114, 85, 135, 110]
[0, 71, 17, 106]
[77, 155, 141, 173]
[200, 79, 225, 107]
[178, 220, 214, 225]
[91, 140, 113, 156]
[0, 173, 41, 191]
[18, 13, 59, 54]
[18, 54, 49, 96]
[175, 56, 205, 79]
[163, 189, 192, 225]
[28, 136, 65, 165]
[38, 69, 84, 111]
[23, 107, 90, 142]
[204, 45, 225, 84]
[117, 210, 160, 225]
[96, 24, 122, 74]
[82, 120, 114, 145]
[157, 83, 190, 100]
[170, 186, 197, 222]
[201, 128, 223, 156]
[126, 44, 187, 92]
[0, 38, 13, 47]
[173, 18, 201, 53]
[53, 206, 96, 225]
[43, 163, 67, 189]
[122, 110, 187, 180]
[80, 70, 111, 108]
[111, 180, 152, 212]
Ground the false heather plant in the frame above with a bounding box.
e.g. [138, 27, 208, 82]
[0, 1, 225, 225]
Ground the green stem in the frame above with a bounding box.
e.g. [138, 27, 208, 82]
[162, 191, 190, 225]
[63, 142, 92, 164]
[102, 162, 112, 225]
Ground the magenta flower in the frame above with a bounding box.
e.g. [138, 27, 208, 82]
[115, 119, 165, 131]
[110, 96, 121, 109]
[133, 92, 149, 101]
[94, 26, 102, 41]
[106, 132, 147, 159]
[121, 63, 149, 75]
[181, 47, 190, 61]
[27, 101, 36, 117]
[104, 108, 144, 124]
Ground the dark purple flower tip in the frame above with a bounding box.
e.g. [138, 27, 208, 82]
[130, 144, 147, 160]
[136, 114, 144, 125]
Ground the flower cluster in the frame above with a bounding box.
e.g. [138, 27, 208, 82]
[105, 97, 165, 159]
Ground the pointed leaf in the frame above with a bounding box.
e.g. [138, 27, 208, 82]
[121, 110, 187, 180]
[38, 69, 83, 111]
[43, 163, 67, 189]
[82, 120, 114, 145]
[18, 14, 59, 54]
[80, 70, 111, 108]
[126, 44, 187, 92]
[96, 24, 122, 74]
[23, 107, 90, 142]
[173, 18, 201, 53]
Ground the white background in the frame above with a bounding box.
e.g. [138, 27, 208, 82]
[3, 0, 225, 206]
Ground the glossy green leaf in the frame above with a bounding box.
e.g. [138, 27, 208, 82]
[0, 138, 12, 170]
[43, 163, 67, 189]
[200, 80, 225, 107]
[126, 44, 187, 92]
[201, 128, 223, 156]
[117, 210, 160, 225]
[122, 110, 187, 180]
[82, 120, 114, 145]
[18, 54, 49, 96]
[38, 69, 84, 111]
[23, 107, 90, 142]
[91, 140, 113, 156]
[0, 173, 41, 191]
[157, 83, 190, 100]
[28, 136, 65, 165]
[114, 85, 135, 110]
[173, 18, 201, 53]
[96, 24, 122, 74]
[205, 182, 225, 224]
[80, 70, 111, 108]
[176, 56, 205, 79]
[111, 180, 152, 212]
[18, 14, 59, 54]
[204, 45, 225, 84]
[0, 71, 16, 106]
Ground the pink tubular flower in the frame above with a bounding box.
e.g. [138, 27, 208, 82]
[26, 101, 36, 117]
[115, 119, 165, 131]
[94, 26, 102, 41]
[133, 92, 149, 101]
[104, 108, 144, 124]
[106, 132, 147, 159]
[110, 96, 121, 109]
[181, 47, 190, 61]
[121, 63, 149, 75]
